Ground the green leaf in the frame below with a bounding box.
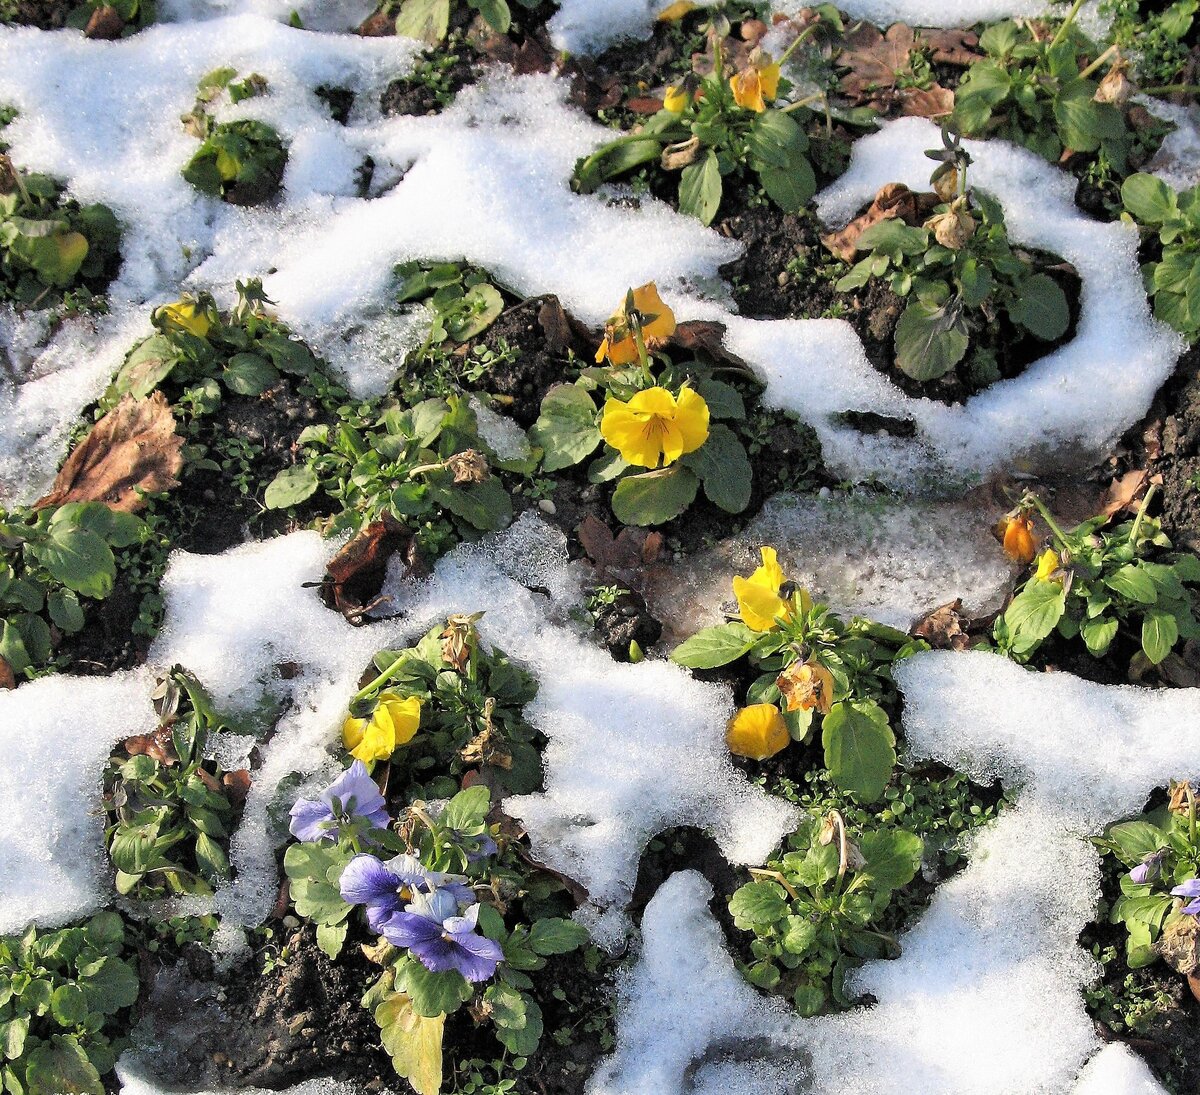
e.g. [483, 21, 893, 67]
[222, 353, 279, 397]
[857, 829, 922, 892]
[77, 955, 139, 1015]
[781, 915, 817, 956]
[399, 959, 474, 1018]
[283, 842, 353, 926]
[469, 0, 512, 33]
[1081, 614, 1118, 656]
[894, 299, 969, 381]
[1010, 273, 1069, 341]
[10, 229, 89, 288]
[264, 464, 319, 509]
[316, 921, 348, 959]
[47, 589, 85, 633]
[28, 524, 115, 599]
[679, 423, 752, 513]
[1003, 580, 1068, 653]
[611, 465, 699, 526]
[531, 385, 601, 473]
[1, 1015, 28, 1061]
[375, 992, 444, 1095]
[1105, 820, 1167, 866]
[50, 984, 90, 1027]
[749, 111, 815, 214]
[527, 918, 589, 956]
[395, 0, 451, 43]
[692, 378, 745, 420]
[670, 621, 759, 669]
[432, 476, 512, 532]
[953, 62, 1010, 132]
[1142, 608, 1179, 665]
[444, 283, 504, 342]
[822, 699, 896, 803]
[728, 880, 788, 930]
[23, 1035, 104, 1095]
[85, 911, 125, 951]
[1106, 564, 1158, 604]
[442, 785, 491, 832]
[678, 149, 723, 226]
[1123, 173, 1177, 225]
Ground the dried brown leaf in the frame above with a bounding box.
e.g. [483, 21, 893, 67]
[36, 392, 184, 513]
[85, 5, 125, 39]
[321, 514, 421, 620]
[626, 96, 666, 115]
[912, 599, 971, 651]
[1158, 913, 1200, 977]
[1101, 468, 1149, 517]
[123, 727, 178, 766]
[578, 514, 664, 586]
[357, 11, 395, 36]
[821, 182, 938, 262]
[0, 657, 13, 691]
[667, 320, 750, 371]
[222, 769, 252, 806]
[897, 85, 955, 119]
[923, 28, 982, 66]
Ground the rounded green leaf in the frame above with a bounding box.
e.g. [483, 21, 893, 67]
[821, 699, 896, 803]
[530, 384, 602, 473]
[264, 465, 319, 510]
[611, 465, 698, 526]
[1122, 173, 1177, 225]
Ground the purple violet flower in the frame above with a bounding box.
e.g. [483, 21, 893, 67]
[466, 834, 498, 864]
[1171, 878, 1200, 915]
[1129, 848, 1169, 885]
[289, 761, 390, 844]
[340, 852, 474, 932]
[378, 888, 504, 982]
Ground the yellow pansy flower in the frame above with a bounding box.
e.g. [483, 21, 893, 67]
[343, 693, 422, 764]
[600, 385, 709, 469]
[1034, 549, 1061, 583]
[732, 546, 794, 632]
[595, 282, 677, 365]
[663, 85, 691, 113]
[730, 61, 781, 113]
[157, 299, 211, 338]
[656, 0, 697, 21]
[996, 512, 1039, 565]
[726, 703, 790, 761]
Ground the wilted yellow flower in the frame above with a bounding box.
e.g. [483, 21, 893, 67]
[1034, 549, 1062, 583]
[732, 546, 795, 632]
[777, 659, 835, 715]
[157, 299, 211, 338]
[726, 703, 790, 761]
[925, 197, 976, 250]
[600, 385, 709, 468]
[343, 693, 422, 763]
[663, 85, 691, 113]
[595, 282, 677, 365]
[656, 0, 697, 21]
[730, 60, 781, 113]
[996, 512, 1040, 565]
[1095, 60, 1133, 106]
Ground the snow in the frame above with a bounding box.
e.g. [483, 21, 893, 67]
[0, 669, 154, 934]
[1071, 1045, 1167, 1095]
[649, 490, 1015, 639]
[594, 651, 1200, 1093]
[1144, 98, 1200, 193]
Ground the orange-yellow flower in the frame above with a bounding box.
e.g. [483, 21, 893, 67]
[726, 703, 790, 761]
[732, 546, 795, 632]
[777, 660, 835, 715]
[343, 693, 422, 764]
[663, 85, 691, 113]
[599, 385, 709, 469]
[595, 283, 677, 365]
[157, 298, 211, 338]
[656, 0, 697, 21]
[730, 60, 781, 113]
[997, 512, 1039, 565]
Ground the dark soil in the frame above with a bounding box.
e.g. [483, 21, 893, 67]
[0, 0, 72, 28]
[591, 587, 662, 660]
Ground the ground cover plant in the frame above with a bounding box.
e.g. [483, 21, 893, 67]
[2, 1, 1200, 1093]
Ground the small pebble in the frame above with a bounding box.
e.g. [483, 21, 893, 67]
[282, 914, 299, 929]
[777, 271, 790, 287]
[818, 486, 831, 499]
[537, 498, 557, 515]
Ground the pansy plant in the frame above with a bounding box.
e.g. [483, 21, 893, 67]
[530, 283, 755, 526]
[572, 16, 831, 225]
[729, 811, 923, 1015]
[1096, 782, 1200, 976]
[993, 487, 1200, 672]
[672, 547, 926, 802]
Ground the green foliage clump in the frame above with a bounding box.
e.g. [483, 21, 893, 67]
[728, 813, 922, 1014]
[994, 490, 1200, 671]
[0, 502, 144, 680]
[1103, 0, 1197, 85]
[1122, 173, 1200, 342]
[182, 119, 286, 206]
[0, 913, 140, 1095]
[387, 0, 542, 43]
[0, 160, 121, 312]
[104, 667, 241, 898]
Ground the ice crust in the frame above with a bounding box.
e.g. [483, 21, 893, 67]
[650, 490, 1016, 639]
[593, 651, 1199, 1093]
[0, 669, 154, 934]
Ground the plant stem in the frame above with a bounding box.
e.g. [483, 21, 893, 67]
[1049, 0, 1086, 48]
[351, 655, 411, 706]
[780, 92, 825, 114]
[1078, 43, 1118, 80]
[1129, 483, 1159, 546]
[1142, 84, 1200, 96]
[776, 19, 821, 68]
[1027, 494, 1071, 549]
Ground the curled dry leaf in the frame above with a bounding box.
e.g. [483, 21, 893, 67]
[84, 5, 126, 40]
[222, 769, 252, 806]
[668, 320, 750, 371]
[627, 96, 667, 115]
[1101, 468, 1150, 517]
[1158, 913, 1200, 977]
[912, 599, 972, 651]
[123, 727, 178, 766]
[357, 11, 395, 36]
[836, 23, 965, 118]
[0, 657, 16, 690]
[36, 392, 185, 513]
[577, 513, 663, 587]
[320, 512, 423, 621]
[821, 182, 938, 262]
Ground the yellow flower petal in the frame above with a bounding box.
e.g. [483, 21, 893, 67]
[673, 386, 710, 455]
[656, 0, 696, 21]
[733, 546, 791, 631]
[759, 62, 781, 101]
[601, 399, 658, 468]
[1034, 549, 1061, 583]
[343, 714, 368, 755]
[630, 283, 676, 343]
[376, 693, 422, 745]
[730, 68, 765, 113]
[663, 85, 689, 113]
[158, 300, 211, 338]
[626, 386, 678, 417]
[726, 703, 790, 761]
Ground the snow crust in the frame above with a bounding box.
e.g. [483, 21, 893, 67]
[1071, 1044, 1167, 1095]
[592, 651, 1200, 1094]
[650, 490, 1015, 638]
[0, 669, 154, 934]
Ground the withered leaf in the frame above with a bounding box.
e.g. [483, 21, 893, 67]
[668, 320, 750, 371]
[357, 11, 395, 36]
[85, 5, 125, 39]
[821, 182, 938, 262]
[1158, 913, 1200, 977]
[123, 727, 178, 766]
[1101, 468, 1149, 517]
[626, 96, 666, 115]
[222, 769, 252, 806]
[912, 599, 971, 651]
[321, 513, 421, 621]
[0, 657, 15, 691]
[923, 28, 982, 67]
[577, 514, 662, 586]
[36, 392, 184, 513]
[837, 23, 959, 118]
